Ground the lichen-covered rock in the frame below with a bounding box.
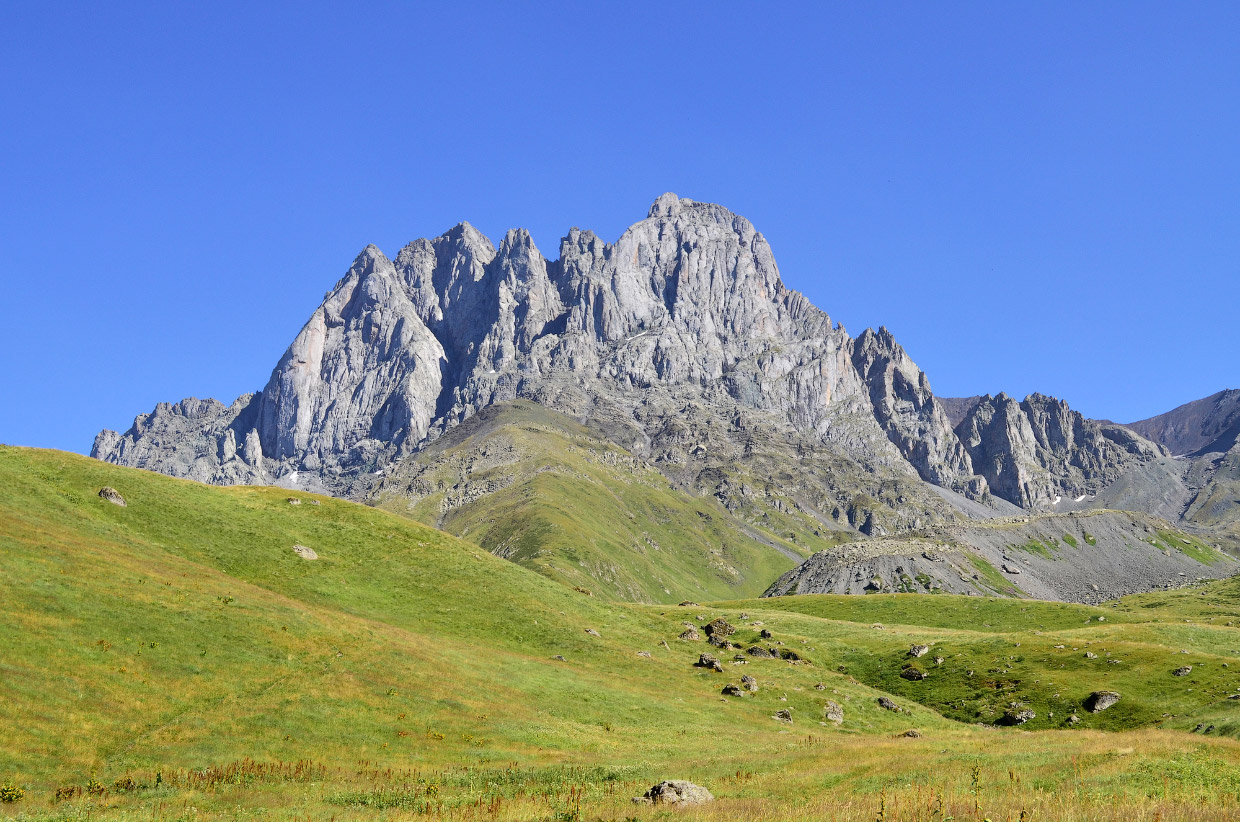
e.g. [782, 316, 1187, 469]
[1085, 691, 1121, 713]
[632, 780, 714, 806]
[824, 701, 844, 723]
[97, 487, 126, 507]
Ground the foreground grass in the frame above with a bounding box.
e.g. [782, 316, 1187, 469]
[2, 446, 1239, 820]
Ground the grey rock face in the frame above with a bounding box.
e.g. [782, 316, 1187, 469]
[956, 393, 1164, 510]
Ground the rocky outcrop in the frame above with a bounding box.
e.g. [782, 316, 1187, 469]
[955, 393, 1164, 510]
[850, 328, 985, 496]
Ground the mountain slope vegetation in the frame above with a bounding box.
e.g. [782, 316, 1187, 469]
[3, 446, 1240, 820]
[370, 402, 818, 603]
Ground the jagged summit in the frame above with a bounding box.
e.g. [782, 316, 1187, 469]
[94, 195, 1170, 526]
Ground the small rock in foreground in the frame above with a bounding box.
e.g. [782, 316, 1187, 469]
[98, 487, 126, 507]
[632, 780, 714, 806]
[292, 544, 318, 560]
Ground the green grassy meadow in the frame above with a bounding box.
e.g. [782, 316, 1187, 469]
[2, 445, 1240, 821]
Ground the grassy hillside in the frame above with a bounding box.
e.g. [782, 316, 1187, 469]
[370, 402, 821, 603]
[2, 445, 1240, 821]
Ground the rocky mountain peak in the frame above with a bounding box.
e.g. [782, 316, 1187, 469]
[92, 194, 1178, 521]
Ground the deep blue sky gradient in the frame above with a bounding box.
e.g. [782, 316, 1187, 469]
[2, 2, 1238, 453]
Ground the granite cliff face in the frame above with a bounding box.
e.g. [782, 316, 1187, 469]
[94, 194, 1173, 524]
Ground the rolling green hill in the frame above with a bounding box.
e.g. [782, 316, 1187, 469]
[370, 402, 825, 603]
[2, 445, 1240, 821]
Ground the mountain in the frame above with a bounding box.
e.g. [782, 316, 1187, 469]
[91, 194, 1234, 602]
[1125, 389, 1240, 456]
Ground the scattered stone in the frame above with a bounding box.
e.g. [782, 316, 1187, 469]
[746, 646, 777, 659]
[584, 628, 601, 637]
[695, 653, 724, 673]
[741, 674, 758, 692]
[1085, 691, 1121, 713]
[877, 696, 901, 712]
[759, 628, 773, 639]
[738, 613, 749, 620]
[678, 601, 699, 607]
[1084, 652, 1098, 659]
[308, 499, 320, 505]
[814, 683, 826, 691]
[1172, 666, 1192, 677]
[679, 627, 702, 641]
[637, 651, 652, 658]
[1066, 714, 1081, 725]
[291, 544, 318, 560]
[573, 586, 593, 596]
[778, 649, 804, 662]
[632, 781, 714, 806]
[824, 701, 844, 723]
[900, 665, 928, 681]
[908, 644, 930, 658]
[897, 729, 922, 738]
[286, 497, 301, 505]
[933, 656, 944, 665]
[98, 487, 126, 507]
[551, 655, 566, 661]
[1002, 564, 1022, 575]
[704, 618, 735, 639]
[721, 683, 745, 697]
[773, 709, 793, 723]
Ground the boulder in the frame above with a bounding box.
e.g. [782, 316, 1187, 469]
[772, 709, 793, 723]
[1085, 691, 1120, 713]
[898, 729, 921, 738]
[584, 628, 601, 637]
[292, 544, 318, 560]
[877, 696, 901, 712]
[704, 618, 735, 640]
[721, 683, 745, 697]
[900, 665, 928, 681]
[741, 674, 758, 692]
[286, 497, 301, 505]
[759, 628, 773, 639]
[746, 645, 777, 659]
[632, 780, 714, 806]
[1172, 665, 1192, 677]
[1001, 707, 1036, 725]
[679, 627, 702, 641]
[695, 653, 724, 673]
[824, 701, 844, 723]
[98, 487, 126, 507]
[908, 644, 930, 658]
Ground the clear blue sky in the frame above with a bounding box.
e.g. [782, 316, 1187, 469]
[2, 2, 1238, 453]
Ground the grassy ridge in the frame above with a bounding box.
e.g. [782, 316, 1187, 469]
[372, 402, 811, 603]
[2, 446, 1240, 820]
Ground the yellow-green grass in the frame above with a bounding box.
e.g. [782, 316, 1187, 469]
[372, 402, 812, 604]
[2, 446, 1240, 820]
